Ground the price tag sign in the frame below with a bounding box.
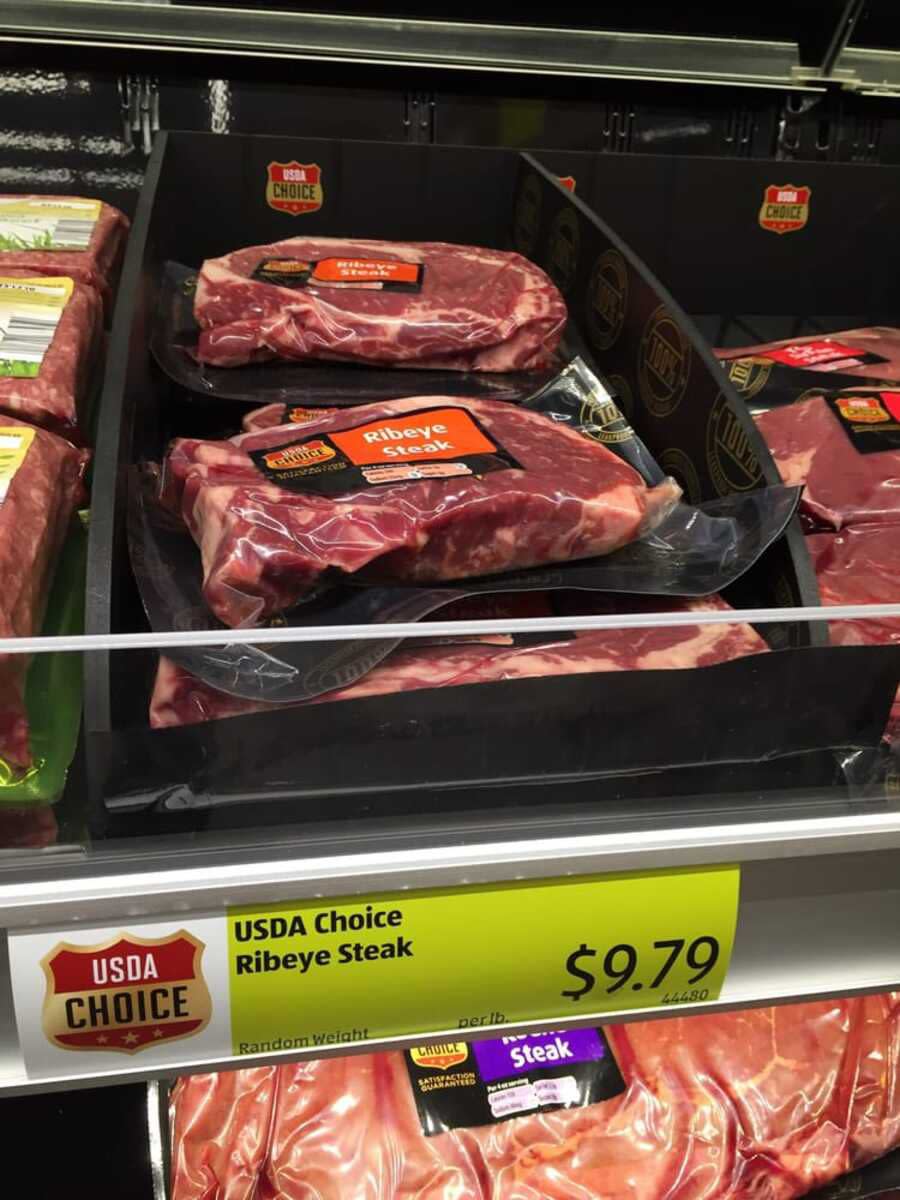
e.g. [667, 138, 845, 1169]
[9, 866, 739, 1079]
[228, 865, 740, 1056]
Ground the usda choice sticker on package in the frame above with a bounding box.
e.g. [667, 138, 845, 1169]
[0, 197, 100, 251]
[0, 276, 73, 378]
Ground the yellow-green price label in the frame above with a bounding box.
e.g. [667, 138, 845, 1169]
[227, 865, 739, 1057]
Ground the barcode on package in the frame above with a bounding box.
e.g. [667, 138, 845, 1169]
[0, 276, 71, 377]
[50, 219, 94, 249]
[0, 314, 59, 362]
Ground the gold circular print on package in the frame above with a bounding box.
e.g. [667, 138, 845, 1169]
[546, 206, 581, 294]
[706, 392, 764, 495]
[514, 174, 542, 257]
[725, 356, 772, 400]
[586, 249, 628, 352]
[638, 305, 691, 418]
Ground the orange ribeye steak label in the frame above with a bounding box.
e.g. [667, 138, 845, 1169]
[249, 406, 521, 496]
[252, 255, 424, 292]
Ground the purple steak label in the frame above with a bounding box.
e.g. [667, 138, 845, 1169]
[472, 1029, 607, 1082]
[403, 1026, 625, 1136]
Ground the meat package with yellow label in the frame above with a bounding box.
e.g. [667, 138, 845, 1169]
[0, 195, 129, 310]
[162, 395, 682, 628]
[0, 274, 102, 438]
[0, 417, 88, 774]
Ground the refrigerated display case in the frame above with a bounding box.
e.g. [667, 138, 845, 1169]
[1, 5, 900, 1197]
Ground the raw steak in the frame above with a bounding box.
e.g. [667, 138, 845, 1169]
[0, 417, 87, 771]
[194, 237, 566, 370]
[0, 195, 128, 308]
[164, 396, 680, 628]
[754, 394, 900, 530]
[170, 991, 900, 1200]
[149, 597, 767, 728]
[0, 275, 102, 437]
[718, 326, 900, 380]
[807, 524, 900, 740]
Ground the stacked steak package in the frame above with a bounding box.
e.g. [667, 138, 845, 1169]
[142, 235, 805, 763]
[170, 992, 900, 1200]
[720, 327, 900, 743]
[0, 193, 127, 819]
[131, 229, 837, 796]
[0, 195, 129, 438]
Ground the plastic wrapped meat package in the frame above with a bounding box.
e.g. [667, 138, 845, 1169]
[162, 396, 680, 628]
[754, 393, 900, 531]
[194, 237, 566, 370]
[170, 992, 900, 1200]
[0, 274, 102, 437]
[150, 595, 768, 729]
[718, 326, 900, 381]
[808, 524, 900, 740]
[0, 417, 88, 774]
[0, 195, 129, 307]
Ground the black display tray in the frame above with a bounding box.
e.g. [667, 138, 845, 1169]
[84, 131, 895, 829]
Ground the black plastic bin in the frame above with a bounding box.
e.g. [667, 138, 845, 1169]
[83, 131, 898, 830]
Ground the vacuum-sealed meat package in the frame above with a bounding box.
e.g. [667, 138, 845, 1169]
[754, 392, 900, 530]
[0, 275, 102, 437]
[163, 395, 680, 628]
[149, 595, 768, 728]
[808, 524, 900, 740]
[0, 417, 88, 772]
[194, 237, 566, 370]
[718, 326, 900, 381]
[170, 991, 900, 1200]
[0, 195, 128, 306]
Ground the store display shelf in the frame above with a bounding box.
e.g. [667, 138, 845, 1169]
[0, 2, 821, 90]
[841, 45, 900, 95]
[0, 798, 899, 1095]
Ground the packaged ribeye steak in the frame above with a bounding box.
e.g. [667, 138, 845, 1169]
[718, 327, 900, 411]
[170, 991, 900, 1200]
[718, 326, 900, 379]
[163, 394, 680, 628]
[0, 275, 102, 437]
[194, 237, 566, 370]
[754, 391, 900, 530]
[0, 195, 128, 308]
[0, 417, 88, 772]
[149, 595, 768, 728]
[808, 524, 900, 741]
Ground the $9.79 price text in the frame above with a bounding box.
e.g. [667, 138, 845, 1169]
[562, 935, 721, 1006]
